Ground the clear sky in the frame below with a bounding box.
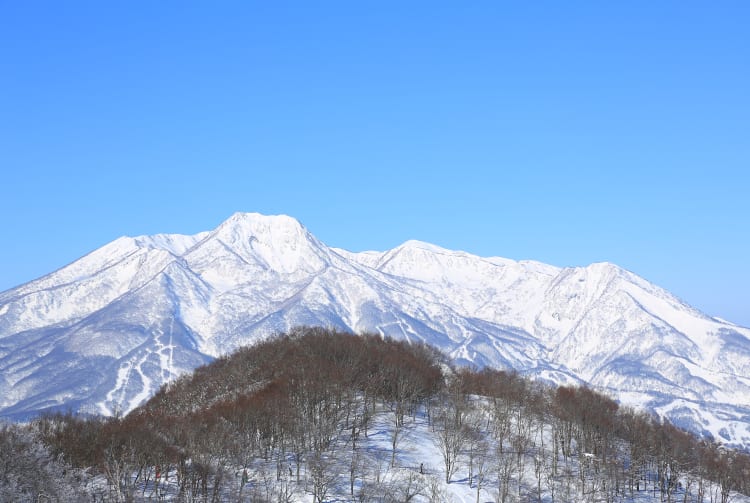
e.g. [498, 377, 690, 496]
[1, 2, 748, 326]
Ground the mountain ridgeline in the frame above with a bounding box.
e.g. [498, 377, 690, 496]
[1, 212, 749, 450]
[22, 328, 750, 502]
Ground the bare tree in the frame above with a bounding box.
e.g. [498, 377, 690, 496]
[433, 378, 470, 484]
[308, 450, 338, 503]
[0, 423, 90, 502]
[472, 438, 493, 503]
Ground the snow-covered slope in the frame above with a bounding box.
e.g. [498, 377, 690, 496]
[1, 213, 749, 447]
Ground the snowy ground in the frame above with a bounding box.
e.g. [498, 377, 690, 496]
[96, 403, 750, 503]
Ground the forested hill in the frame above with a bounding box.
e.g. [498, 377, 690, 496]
[139, 326, 444, 419]
[4, 327, 750, 502]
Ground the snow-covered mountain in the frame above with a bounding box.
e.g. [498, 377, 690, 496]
[1, 212, 749, 448]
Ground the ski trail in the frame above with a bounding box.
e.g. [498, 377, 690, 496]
[98, 361, 134, 415]
[97, 322, 180, 416]
[168, 318, 175, 381]
[154, 319, 177, 383]
[100, 329, 168, 415]
[130, 349, 153, 409]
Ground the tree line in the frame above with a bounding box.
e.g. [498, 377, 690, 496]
[2, 326, 749, 502]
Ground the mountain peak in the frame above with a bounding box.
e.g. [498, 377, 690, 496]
[398, 239, 443, 249]
[219, 212, 304, 231]
[207, 212, 328, 274]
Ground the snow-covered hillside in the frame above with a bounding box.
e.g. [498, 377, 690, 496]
[1, 212, 749, 448]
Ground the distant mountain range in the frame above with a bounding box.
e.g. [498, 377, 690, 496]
[1, 212, 748, 448]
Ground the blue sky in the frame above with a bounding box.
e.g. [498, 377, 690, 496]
[1, 2, 748, 326]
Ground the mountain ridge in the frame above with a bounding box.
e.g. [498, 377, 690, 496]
[1, 212, 749, 448]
